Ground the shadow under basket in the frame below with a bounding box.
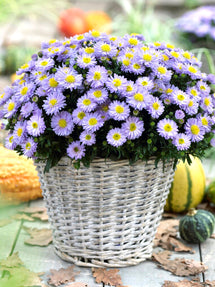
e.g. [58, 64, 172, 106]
[36, 157, 175, 268]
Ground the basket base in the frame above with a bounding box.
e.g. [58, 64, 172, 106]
[54, 246, 152, 268]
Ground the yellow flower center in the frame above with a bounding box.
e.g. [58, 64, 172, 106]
[93, 91, 102, 98]
[129, 123, 136, 131]
[83, 99, 91, 106]
[188, 101, 193, 107]
[8, 102, 15, 112]
[152, 102, 160, 110]
[39, 75, 47, 81]
[154, 42, 161, 47]
[85, 135, 92, 140]
[32, 122, 38, 129]
[191, 125, 200, 135]
[157, 66, 167, 74]
[93, 72, 101, 80]
[83, 57, 91, 64]
[128, 38, 138, 45]
[26, 142, 31, 150]
[101, 44, 111, 52]
[123, 59, 130, 66]
[125, 53, 134, 59]
[134, 93, 144, 102]
[162, 55, 169, 61]
[70, 44, 76, 49]
[21, 63, 29, 69]
[177, 94, 185, 101]
[91, 30, 100, 37]
[17, 128, 23, 137]
[204, 98, 210, 106]
[141, 46, 149, 51]
[133, 63, 141, 70]
[85, 47, 94, 54]
[178, 138, 185, 144]
[166, 88, 173, 94]
[183, 52, 191, 59]
[58, 119, 67, 128]
[164, 124, 172, 132]
[0, 93, 4, 99]
[40, 60, 48, 66]
[200, 85, 206, 90]
[126, 85, 133, 92]
[102, 105, 108, 112]
[9, 136, 13, 143]
[49, 78, 58, 87]
[77, 35, 84, 40]
[65, 75, 75, 83]
[188, 66, 197, 74]
[89, 118, 98, 126]
[171, 51, 179, 58]
[191, 89, 197, 96]
[202, 118, 208, 126]
[113, 133, 121, 140]
[113, 79, 122, 87]
[115, 105, 124, 114]
[143, 54, 152, 61]
[20, 87, 28, 96]
[110, 36, 117, 41]
[49, 99, 57, 106]
[49, 39, 57, 44]
[166, 43, 175, 49]
[77, 111, 86, 120]
[141, 81, 148, 86]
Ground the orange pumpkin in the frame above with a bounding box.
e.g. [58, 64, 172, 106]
[86, 10, 112, 34]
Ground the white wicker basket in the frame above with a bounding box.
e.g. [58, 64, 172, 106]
[36, 157, 175, 267]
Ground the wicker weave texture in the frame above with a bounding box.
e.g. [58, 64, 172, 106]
[36, 158, 175, 267]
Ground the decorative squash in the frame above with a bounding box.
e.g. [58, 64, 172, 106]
[206, 181, 215, 205]
[0, 146, 42, 204]
[85, 11, 112, 34]
[164, 156, 205, 213]
[179, 209, 215, 243]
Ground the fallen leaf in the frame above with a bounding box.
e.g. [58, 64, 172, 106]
[169, 237, 194, 253]
[65, 283, 90, 287]
[48, 266, 80, 286]
[92, 267, 128, 287]
[0, 218, 12, 227]
[23, 226, 52, 246]
[0, 252, 24, 268]
[31, 211, 49, 221]
[162, 279, 203, 286]
[155, 219, 179, 239]
[19, 207, 47, 214]
[205, 280, 215, 287]
[162, 213, 178, 218]
[152, 251, 207, 276]
[12, 214, 34, 221]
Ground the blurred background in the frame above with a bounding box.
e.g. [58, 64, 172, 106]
[0, 0, 215, 205]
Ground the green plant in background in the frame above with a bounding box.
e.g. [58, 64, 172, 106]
[112, 0, 175, 43]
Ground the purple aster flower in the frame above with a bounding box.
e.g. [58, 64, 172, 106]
[55, 68, 83, 91]
[129, 60, 146, 75]
[184, 118, 205, 142]
[82, 112, 104, 132]
[72, 108, 87, 125]
[126, 88, 152, 111]
[13, 121, 27, 144]
[186, 86, 201, 101]
[5, 133, 17, 150]
[183, 99, 199, 115]
[15, 83, 36, 103]
[106, 74, 128, 93]
[51, 111, 74, 136]
[3, 98, 19, 118]
[0, 86, 13, 106]
[171, 89, 190, 108]
[175, 109, 185, 119]
[76, 53, 97, 69]
[210, 137, 215, 147]
[185, 64, 201, 79]
[36, 57, 55, 71]
[27, 114, 46, 136]
[16, 60, 35, 75]
[21, 137, 37, 157]
[153, 65, 172, 82]
[122, 116, 144, 140]
[122, 80, 136, 97]
[80, 130, 96, 146]
[198, 114, 211, 132]
[172, 133, 191, 150]
[108, 100, 130, 121]
[86, 65, 108, 88]
[87, 88, 109, 104]
[67, 141, 86, 160]
[43, 90, 66, 115]
[147, 97, 164, 119]
[94, 41, 117, 57]
[77, 95, 97, 112]
[136, 76, 154, 91]
[107, 128, 127, 147]
[157, 118, 178, 140]
[20, 102, 36, 118]
[207, 73, 215, 84]
[200, 96, 214, 114]
[197, 80, 210, 95]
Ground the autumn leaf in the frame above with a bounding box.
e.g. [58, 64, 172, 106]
[152, 251, 207, 276]
[162, 279, 204, 286]
[65, 283, 90, 287]
[23, 226, 52, 246]
[92, 267, 128, 287]
[168, 237, 194, 253]
[0, 252, 24, 268]
[12, 214, 34, 221]
[31, 212, 49, 221]
[48, 266, 80, 286]
[162, 213, 178, 218]
[20, 207, 49, 221]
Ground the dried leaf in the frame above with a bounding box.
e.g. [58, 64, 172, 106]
[23, 226, 52, 246]
[65, 283, 90, 287]
[205, 280, 215, 287]
[152, 251, 207, 276]
[162, 213, 178, 218]
[0, 252, 24, 268]
[92, 267, 128, 287]
[19, 207, 47, 214]
[31, 212, 49, 221]
[0, 218, 12, 227]
[48, 266, 80, 286]
[155, 219, 179, 239]
[12, 214, 34, 221]
[169, 237, 194, 253]
[162, 279, 203, 287]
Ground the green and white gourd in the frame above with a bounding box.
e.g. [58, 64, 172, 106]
[179, 209, 215, 243]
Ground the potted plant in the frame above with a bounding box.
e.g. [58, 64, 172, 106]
[0, 31, 214, 267]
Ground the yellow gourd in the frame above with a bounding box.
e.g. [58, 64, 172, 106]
[0, 145, 42, 204]
[164, 156, 205, 213]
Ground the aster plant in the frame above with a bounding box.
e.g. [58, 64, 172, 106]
[0, 31, 215, 172]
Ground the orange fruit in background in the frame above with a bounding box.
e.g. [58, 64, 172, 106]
[58, 8, 89, 37]
[86, 11, 112, 34]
